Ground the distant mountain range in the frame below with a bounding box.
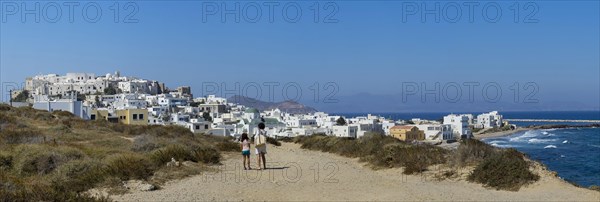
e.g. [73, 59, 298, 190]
[228, 92, 598, 114]
[304, 92, 600, 113]
[227, 95, 318, 114]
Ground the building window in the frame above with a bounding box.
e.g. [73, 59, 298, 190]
[139, 114, 144, 120]
[133, 114, 138, 120]
[204, 125, 209, 129]
[91, 115, 96, 120]
[196, 125, 200, 130]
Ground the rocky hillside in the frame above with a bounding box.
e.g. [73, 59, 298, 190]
[227, 95, 318, 114]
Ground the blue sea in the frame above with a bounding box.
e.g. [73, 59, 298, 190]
[337, 111, 600, 187]
[483, 128, 600, 187]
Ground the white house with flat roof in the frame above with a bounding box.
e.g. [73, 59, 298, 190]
[332, 125, 358, 138]
[415, 124, 453, 140]
[443, 114, 473, 139]
[476, 111, 503, 129]
[32, 94, 92, 120]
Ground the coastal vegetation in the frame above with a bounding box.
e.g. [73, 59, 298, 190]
[479, 125, 514, 134]
[294, 134, 540, 191]
[0, 104, 239, 201]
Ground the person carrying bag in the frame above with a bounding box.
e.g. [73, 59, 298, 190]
[254, 123, 268, 170]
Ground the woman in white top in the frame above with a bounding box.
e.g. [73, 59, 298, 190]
[254, 123, 267, 170]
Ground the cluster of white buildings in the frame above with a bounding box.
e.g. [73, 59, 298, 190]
[22, 72, 505, 142]
[442, 111, 504, 139]
[25, 71, 167, 97]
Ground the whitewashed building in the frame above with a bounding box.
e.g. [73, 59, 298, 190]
[332, 125, 358, 138]
[443, 114, 473, 139]
[32, 94, 92, 119]
[415, 124, 453, 140]
[476, 111, 503, 129]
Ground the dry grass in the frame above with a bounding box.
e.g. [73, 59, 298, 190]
[295, 133, 447, 174]
[0, 105, 238, 201]
[295, 134, 539, 190]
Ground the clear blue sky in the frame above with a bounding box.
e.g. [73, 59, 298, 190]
[1, 1, 598, 111]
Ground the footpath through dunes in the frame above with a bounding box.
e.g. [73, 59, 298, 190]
[111, 143, 600, 201]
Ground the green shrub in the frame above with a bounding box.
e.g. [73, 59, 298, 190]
[104, 153, 155, 180]
[467, 149, 539, 191]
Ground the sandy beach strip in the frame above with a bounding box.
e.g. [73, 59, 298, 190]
[474, 127, 531, 140]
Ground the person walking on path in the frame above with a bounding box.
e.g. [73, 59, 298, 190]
[254, 123, 268, 170]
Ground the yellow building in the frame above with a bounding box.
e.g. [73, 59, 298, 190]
[390, 125, 425, 141]
[91, 108, 148, 125]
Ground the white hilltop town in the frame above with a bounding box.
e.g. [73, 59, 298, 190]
[11, 72, 508, 142]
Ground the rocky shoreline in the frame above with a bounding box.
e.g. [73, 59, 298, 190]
[475, 123, 600, 140]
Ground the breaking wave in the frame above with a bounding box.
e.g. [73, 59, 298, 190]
[528, 138, 558, 144]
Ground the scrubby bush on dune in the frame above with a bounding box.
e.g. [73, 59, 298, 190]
[150, 144, 196, 166]
[12, 144, 85, 176]
[0, 112, 16, 125]
[278, 137, 295, 143]
[51, 159, 106, 193]
[104, 153, 155, 181]
[0, 105, 236, 200]
[216, 139, 242, 152]
[0, 151, 13, 171]
[266, 136, 282, 146]
[0, 172, 102, 202]
[197, 135, 240, 152]
[467, 148, 539, 191]
[8, 106, 46, 120]
[131, 134, 163, 152]
[372, 143, 447, 174]
[0, 128, 47, 145]
[450, 139, 498, 167]
[296, 133, 447, 174]
[120, 125, 193, 138]
[296, 133, 538, 189]
[191, 145, 221, 164]
[34, 111, 55, 121]
[0, 103, 11, 111]
[52, 110, 75, 118]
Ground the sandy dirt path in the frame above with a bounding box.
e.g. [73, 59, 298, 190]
[111, 143, 599, 201]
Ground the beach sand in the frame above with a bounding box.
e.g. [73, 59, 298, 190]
[108, 142, 600, 201]
[474, 127, 531, 140]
